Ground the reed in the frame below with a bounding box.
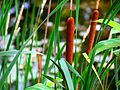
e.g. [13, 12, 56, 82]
[0, 0, 120, 90]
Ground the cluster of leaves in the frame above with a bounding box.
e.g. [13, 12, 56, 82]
[1, 0, 120, 90]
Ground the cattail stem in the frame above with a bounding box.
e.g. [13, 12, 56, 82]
[36, 49, 42, 83]
[70, 0, 73, 17]
[42, 0, 52, 54]
[66, 17, 75, 65]
[95, 0, 100, 9]
[86, 9, 99, 54]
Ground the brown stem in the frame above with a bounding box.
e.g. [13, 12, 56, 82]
[36, 49, 42, 83]
[42, 0, 52, 54]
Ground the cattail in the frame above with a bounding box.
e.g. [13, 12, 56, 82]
[86, 0, 100, 54]
[86, 9, 99, 54]
[36, 49, 42, 83]
[66, 17, 75, 65]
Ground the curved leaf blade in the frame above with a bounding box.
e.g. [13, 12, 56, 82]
[90, 38, 120, 57]
[25, 83, 52, 90]
[59, 58, 74, 90]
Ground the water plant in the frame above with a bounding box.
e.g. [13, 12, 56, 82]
[0, 0, 120, 90]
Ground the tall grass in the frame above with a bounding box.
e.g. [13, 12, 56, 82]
[0, 0, 120, 90]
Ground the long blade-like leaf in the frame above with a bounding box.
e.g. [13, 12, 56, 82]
[59, 58, 74, 90]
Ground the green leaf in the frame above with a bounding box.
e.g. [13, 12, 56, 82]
[116, 80, 120, 86]
[43, 32, 54, 83]
[43, 0, 68, 82]
[95, 0, 120, 43]
[65, 61, 84, 84]
[113, 49, 120, 56]
[49, 42, 66, 70]
[25, 83, 53, 90]
[0, 50, 44, 56]
[110, 28, 120, 34]
[82, 53, 103, 89]
[0, 0, 68, 88]
[43, 75, 64, 88]
[90, 38, 120, 57]
[96, 19, 120, 32]
[59, 58, 74, 90]
[101, 59, 115, 80]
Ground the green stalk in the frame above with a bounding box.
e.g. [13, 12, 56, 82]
[24, 1, 36, 88]
[0, 0, 68, 89]
[15, 0, 18, 17]
[43, 0, 68, 83]
[73, 0, 80, 90]
[92, 50, 110, 89]
[53, 0, 62, 89]
[16, 32, 20, 90]
[22, 9, 28, 45]
[0, 0, 13, 33]
[112, 34, 118, 90]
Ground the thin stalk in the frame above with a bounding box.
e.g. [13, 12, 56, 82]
[0, 0, 13, 33]
[40, 0, 52, 83]
[6, 4, 24, 51]
[15, 0, 18, 17]
[42, 0, 52, 54]
[53, 0, 62, 89]
[40, 0, 47, 16]
[22, 9, 28, 45]
[24, 1, 36, 88]
[114, 55, 118, 90]
[16, 32, 20, 90]
[70, 0, 73, 17]
[14, 4, 24, 36]
[24, 36, 34, 88]
[93, 50, 110, 89]
[73, 0, 80, 89]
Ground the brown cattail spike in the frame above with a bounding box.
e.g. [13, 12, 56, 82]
[36, 49, 42, 83]
[86, 9, 99, 54]
[66, 17, 75, 65]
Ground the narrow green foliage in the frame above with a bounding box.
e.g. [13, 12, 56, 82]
[96, 19, 120, 31]
[95, 0, 120, 43]
[22, 10, 28, 45]
[43, 74, 64, 88]
[0, 0, 13, 33]
[15, 0, 19, 17]
[73, 0, 80, 89]
[89, 38, 120, 58]
[25, 83, 52, 90]
[24, 1, 36, 88]
[16, 32, 20, 90]
[0, 0, 68, 87]
[43, 32, 54, 83]
[49, 43, 66, 70]
[66, 60, 84, 84]
[59, 58, 74, 90]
